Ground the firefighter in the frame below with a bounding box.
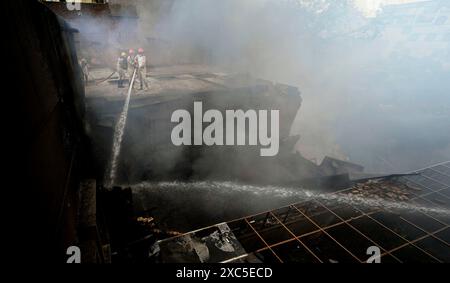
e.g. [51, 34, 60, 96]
[127, 49, 136, 84]
[135, 48, 149, 90]
[80, 58, 89, 85]
[117, 52, 128, 88]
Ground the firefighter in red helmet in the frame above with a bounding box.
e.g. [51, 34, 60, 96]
[135, 48, 148, 90]
[127, 49, 136, 85]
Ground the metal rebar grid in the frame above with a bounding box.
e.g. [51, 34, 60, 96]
[158, 162, 450, 263]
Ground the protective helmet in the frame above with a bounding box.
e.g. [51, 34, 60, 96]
[121, 52, 127, 57]
[138, 48, 144, 54]
[129, 49, 135, 54]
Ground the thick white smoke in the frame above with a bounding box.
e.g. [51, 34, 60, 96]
[85, 0, 450, 173]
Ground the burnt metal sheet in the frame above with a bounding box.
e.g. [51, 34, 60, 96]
[158, 223, 247, 263]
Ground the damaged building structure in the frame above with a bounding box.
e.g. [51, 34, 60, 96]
[11, 0, 450, 263]
[156, 162, 450, 263]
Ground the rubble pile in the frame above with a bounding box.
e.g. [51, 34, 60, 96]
[345, 178, 415, 202]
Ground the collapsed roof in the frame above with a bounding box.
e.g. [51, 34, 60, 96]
[156, 161, 450, 263]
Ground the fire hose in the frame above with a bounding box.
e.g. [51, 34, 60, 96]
[128, 67, 137, 95]
[95, 70, 117, 85]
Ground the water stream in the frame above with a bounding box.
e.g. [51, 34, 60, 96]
[105, 69, 137, 188]
[131, 181, 450, 216]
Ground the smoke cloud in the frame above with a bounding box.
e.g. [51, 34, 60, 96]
[83, 0, 449, 177]
[134, 0, 450, 173]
